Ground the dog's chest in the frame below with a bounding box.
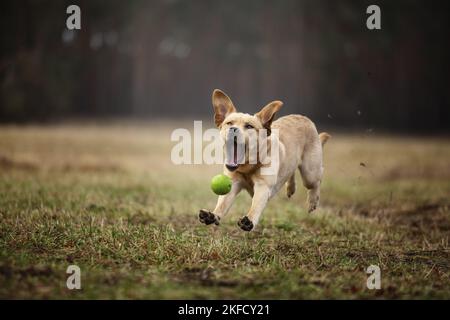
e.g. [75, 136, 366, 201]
[234, 172, 255, 195]
[241, 173, 255, 190]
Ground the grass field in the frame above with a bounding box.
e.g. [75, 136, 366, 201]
[0, 122, 449, 299]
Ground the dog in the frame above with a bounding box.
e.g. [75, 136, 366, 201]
[199, 89, 330, 231]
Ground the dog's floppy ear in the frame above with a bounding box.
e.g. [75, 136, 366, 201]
[255, 100, 283, 131]
[212, 89, 236, 127]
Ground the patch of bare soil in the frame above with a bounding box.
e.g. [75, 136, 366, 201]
[381, 165, 450, 181]
[0, 264, 55, 278]
[0, 155, 37, 171]
[0, 154, 121, 173]
[351, 203, 450, 232]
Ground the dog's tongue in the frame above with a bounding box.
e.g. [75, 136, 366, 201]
[225, 137, 239, 170]
[225, 130, 246, 171]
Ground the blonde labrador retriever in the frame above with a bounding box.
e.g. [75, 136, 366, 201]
[199, 89, 330, 231]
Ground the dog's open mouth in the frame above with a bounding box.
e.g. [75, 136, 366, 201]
[225, 133, 244, 172]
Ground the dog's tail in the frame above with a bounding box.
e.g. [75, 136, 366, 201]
[319, 132, 331, 147]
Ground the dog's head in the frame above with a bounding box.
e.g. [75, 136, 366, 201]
[212, 89, 283, 172]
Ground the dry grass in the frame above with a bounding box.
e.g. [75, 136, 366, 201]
[0, 122, 449, 299]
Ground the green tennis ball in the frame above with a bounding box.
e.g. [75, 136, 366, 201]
[211, 174, 232, 195]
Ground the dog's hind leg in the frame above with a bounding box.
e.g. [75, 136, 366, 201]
[305, 182, 320, 213]
[286, 174, 296, 198]
[299, 143, 323, 213]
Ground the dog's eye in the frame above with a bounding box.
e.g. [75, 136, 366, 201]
[226, 121, 233, 126]
[245, 123, 254, 129]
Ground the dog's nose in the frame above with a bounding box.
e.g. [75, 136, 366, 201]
[229, 126, 239, 133]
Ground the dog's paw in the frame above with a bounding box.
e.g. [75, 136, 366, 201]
[237, 216, 254, 231]
[199, 209, 220, 225]
[286, 185, 296, 198]
[307, 203, 317, 213]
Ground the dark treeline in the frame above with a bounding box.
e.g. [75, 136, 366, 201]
[0, 0, 449, 132]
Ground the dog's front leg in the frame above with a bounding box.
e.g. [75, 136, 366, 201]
[238, 182, 271, 231]
[199, 181, 242, 226]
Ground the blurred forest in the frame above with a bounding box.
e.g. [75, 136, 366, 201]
[0, 0, 449, 132]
